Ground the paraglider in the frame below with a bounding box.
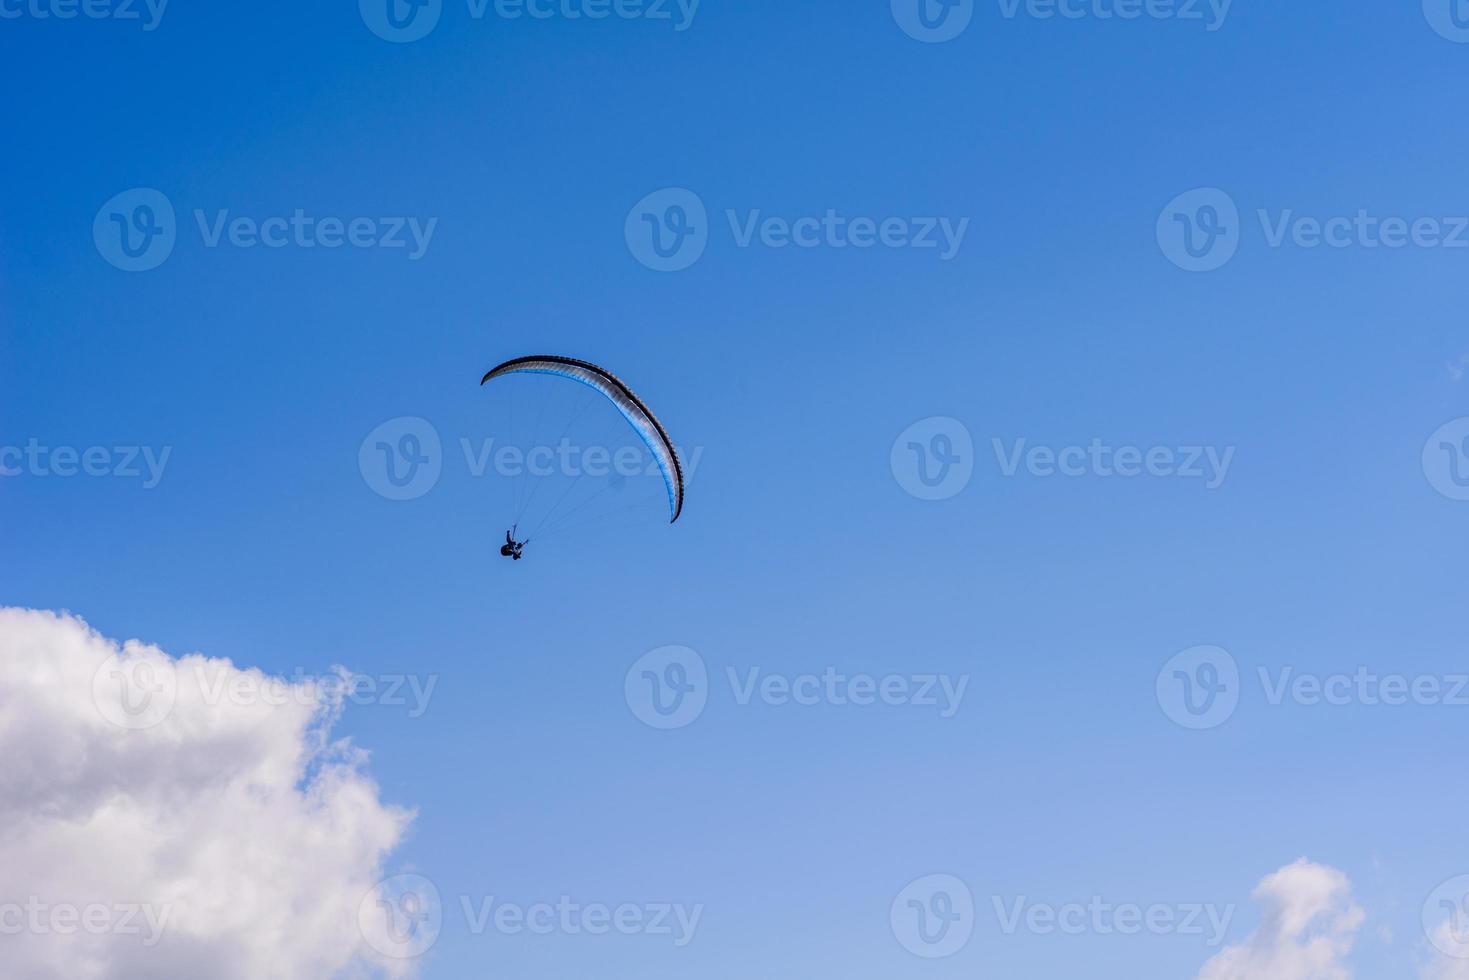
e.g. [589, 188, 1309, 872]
[500, 527, 527, 560]
[480, 355, 685, 557]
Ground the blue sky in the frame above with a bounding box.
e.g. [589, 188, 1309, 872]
[4, 1, 1469, 977]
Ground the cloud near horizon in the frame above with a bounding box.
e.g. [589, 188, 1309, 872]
[1194, 859, 1364, 980]
[1189, 857, 1469, 980]
[0, 607, 417, 979]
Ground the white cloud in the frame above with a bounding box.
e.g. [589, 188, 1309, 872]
[0, 607, 418, 979]
[1195, 859, 1365, 980]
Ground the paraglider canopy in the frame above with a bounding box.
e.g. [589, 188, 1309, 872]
[480, 355, 685, 524]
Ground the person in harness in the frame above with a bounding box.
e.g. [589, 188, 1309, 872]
[500, 527, 527, 560]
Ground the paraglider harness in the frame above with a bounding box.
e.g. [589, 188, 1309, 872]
[501, 527, 527, 560]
